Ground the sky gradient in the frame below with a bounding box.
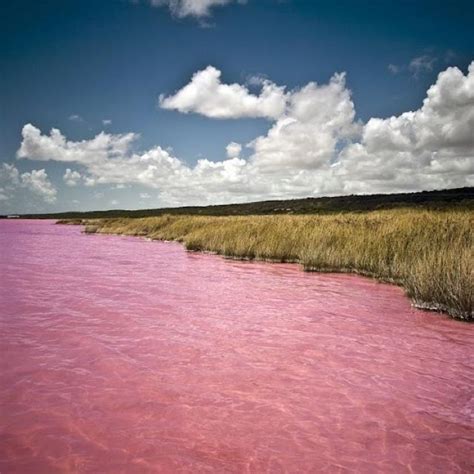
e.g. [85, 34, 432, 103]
[1, 0, 473, 213]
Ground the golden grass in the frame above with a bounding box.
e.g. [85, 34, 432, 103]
[64, 209, 473, 320]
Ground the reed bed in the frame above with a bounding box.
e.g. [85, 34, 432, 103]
[61, 209, 473, 320]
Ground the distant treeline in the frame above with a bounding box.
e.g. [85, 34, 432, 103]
[5, 187, 474, 219]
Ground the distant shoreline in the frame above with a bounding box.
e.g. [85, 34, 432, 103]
[4, 186, 473, 220]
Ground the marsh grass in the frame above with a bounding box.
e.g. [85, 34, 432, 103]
[64, 210, 473, 320]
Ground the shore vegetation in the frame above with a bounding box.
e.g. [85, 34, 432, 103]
[59, 209, 473, 321]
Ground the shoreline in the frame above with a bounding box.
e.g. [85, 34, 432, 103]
[58, 211, 473, 321]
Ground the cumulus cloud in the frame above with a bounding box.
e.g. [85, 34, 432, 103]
[147, 0, 244, 18]
[0, 163, 57, 206]
[16, 62, 474, 206]
[226, 142, 242, 158]
[20, 169, 57, 203]
[246, 73, 269, 87]
[159, 66, 287, 119]
[17, 124, 188, 190]
[336, 62, 474, 193]
[63, 168, 82, 186]
[18, 125, 139, 164]
[0, 165, 18, 203]
[250, 73, 360, 171]
[0, 163, 20, 188]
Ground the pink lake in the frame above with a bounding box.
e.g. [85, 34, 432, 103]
[0, 219, 472, 473]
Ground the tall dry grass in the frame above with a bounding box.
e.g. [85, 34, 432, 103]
[66, 209, 473, 320]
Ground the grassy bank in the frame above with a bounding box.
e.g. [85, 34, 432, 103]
[60, 209, 473, 321]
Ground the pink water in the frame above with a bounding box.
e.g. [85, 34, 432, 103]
[0, 220, 472, 473]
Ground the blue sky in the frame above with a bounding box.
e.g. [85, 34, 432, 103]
[1, 0, 473, 213]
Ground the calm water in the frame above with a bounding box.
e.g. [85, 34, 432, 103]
[0, 220, 472, 473]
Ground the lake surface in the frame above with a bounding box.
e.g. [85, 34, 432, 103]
[1, 220, 472, 473]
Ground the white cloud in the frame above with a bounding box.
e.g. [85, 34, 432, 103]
[336, 63, 474, 193]
[388, 64, 400, 74]
[226, 141, 242, 158]
[17, 124, 188, 190]
[16, 62, 474, 206]
[159, 66, 287, 119]
[246, 73, 268, 87]
[102, 119, 112, 126]
[147, 0, 244, 18]
[17, 124, 139, 164]
[63, 168, 82, 186]
[0, 165, 17, 204]
[409, 55, 437, 77]
[140, 192, 152, 199]
[0, 163, 20, 189]
[1, 164, 57, 207]
[20, 169, 57, 203]
[69, 114, 83, 122]
[250, 73, 360, 171]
